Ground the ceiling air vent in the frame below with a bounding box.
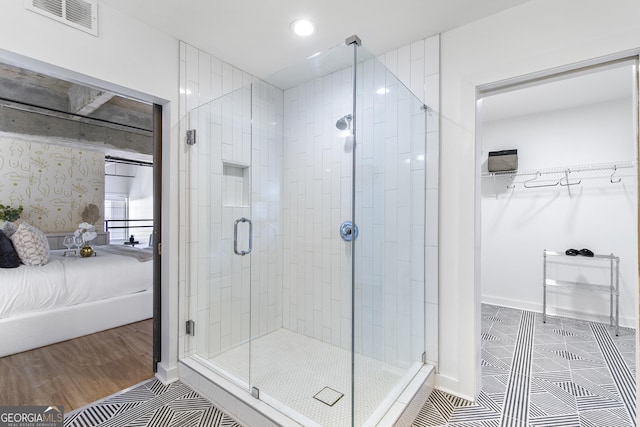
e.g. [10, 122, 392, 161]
[25, 0, 98, 36]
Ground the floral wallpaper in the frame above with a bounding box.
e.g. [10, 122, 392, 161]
[0, 135, 104, 233]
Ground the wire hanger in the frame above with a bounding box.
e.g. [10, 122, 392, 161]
[524, 172, 559, 188]
[559, 169, 581, 186]
[610, 165, 622, 183]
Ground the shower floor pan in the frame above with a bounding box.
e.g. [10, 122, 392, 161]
[180, 329, 434, 426]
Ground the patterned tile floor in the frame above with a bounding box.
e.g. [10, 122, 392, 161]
[65, 304, 636, 426]
[64, 380, 241, 427]
[412, 304, 637, 426]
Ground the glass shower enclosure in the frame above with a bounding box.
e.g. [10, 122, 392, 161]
[184, 38, 428, 426]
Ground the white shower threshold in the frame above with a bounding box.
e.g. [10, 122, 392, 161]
[179, 330, 434, 426]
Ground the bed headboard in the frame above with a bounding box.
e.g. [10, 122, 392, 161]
[46, 232, 108, 250]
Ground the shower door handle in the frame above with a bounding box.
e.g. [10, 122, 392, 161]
[233, 217, 253, 256]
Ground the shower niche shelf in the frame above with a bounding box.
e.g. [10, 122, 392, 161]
[222, 161, 250, 207]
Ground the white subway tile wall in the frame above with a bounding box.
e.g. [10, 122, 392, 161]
[281, 65, 354, 351]
[179, 41, 262, 360]
[380, 36, 440, 366]
[178, 34, 440, 368]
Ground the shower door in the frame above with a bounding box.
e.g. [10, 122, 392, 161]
[186, 75, 304, 411]
[186, 84, 255, 389]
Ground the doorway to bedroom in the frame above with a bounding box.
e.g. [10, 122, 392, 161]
[0, 59, 161, 411]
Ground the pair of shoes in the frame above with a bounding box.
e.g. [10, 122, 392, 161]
[565, 248, 594, 257]
[579, 248, 594, 257]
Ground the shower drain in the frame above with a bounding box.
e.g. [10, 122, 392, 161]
[313, 386, 344, 407]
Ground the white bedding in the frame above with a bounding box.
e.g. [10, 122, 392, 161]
[0, 258, 67, 318]
[0, 247, 152, 319]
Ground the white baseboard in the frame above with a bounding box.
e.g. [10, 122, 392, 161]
[481, 295, 636, 329]
[482, 295, 539, 313]
[435, 373, 476, 403]
[156, 362, 179, 385]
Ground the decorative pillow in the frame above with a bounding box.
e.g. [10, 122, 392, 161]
[10, 222, 50, 266]
[2, 221, 18, 238]
[0, 230, 20, 268]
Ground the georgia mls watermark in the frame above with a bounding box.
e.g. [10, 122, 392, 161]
[0, 406, 63, 427]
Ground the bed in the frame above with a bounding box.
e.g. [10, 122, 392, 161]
[0, 245, 153, 357]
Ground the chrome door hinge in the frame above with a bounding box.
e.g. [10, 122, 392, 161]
[186, 129, 196, 145]
[186, 320, 195, 336]
[251, 387, 260, 399]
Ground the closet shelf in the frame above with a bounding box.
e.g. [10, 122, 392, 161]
[482, 160, 634, 191]
[481, 160, 634, 178]
[544, 250, 617, 260]
[545, 279, 614, 295]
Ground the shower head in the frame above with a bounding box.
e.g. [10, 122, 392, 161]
[335, 114, 352, 131]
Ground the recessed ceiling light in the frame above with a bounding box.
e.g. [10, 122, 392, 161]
[376, 87, 389, 95]
[291, 19, 315, 37]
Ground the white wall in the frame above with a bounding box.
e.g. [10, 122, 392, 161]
[105, 163, 154, 219]
[481, 97, 637, 326]
[105, 165, 153, 245]
[440, 0, 640, 400]
[0, 3, 176, 104]
[128, 165, 154, 220]
[105, 176, 129, 195]
[128, 165, 154, 246]
[0, 1, 181, 382]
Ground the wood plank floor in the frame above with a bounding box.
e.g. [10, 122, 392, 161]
[0, 319, 153, 411]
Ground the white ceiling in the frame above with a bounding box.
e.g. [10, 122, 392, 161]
[97, 0, 533, 79]
[481, 64, 635, 122]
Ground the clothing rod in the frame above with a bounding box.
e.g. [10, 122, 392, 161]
[481, 161, 634, 178]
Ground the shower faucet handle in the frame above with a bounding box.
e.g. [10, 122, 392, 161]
[340, 221, 358, 242]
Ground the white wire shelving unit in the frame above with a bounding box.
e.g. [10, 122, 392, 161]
[481, 160, 635, 193]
